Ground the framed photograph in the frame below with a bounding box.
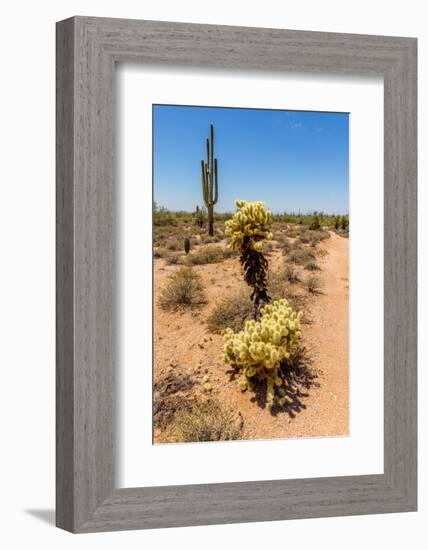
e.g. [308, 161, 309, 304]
[56, 16, 417, 532]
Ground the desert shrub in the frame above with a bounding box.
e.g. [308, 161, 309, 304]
[266, 271, 286, 300]
[263, 241, 276, 254]
[266, 271, 305, 311]
[317, 248, 328, 258]
[207, 290, 253, 333]
[153, 372, 195, 430]
[309, 214, 321, 230]
[153, 204, 178, 227]
[170, 398, 242, 442]
[158, 266, 206, 309]
[279, 238, 292, 255]
[202, 235, 215, 244]
[291, 238, 303, 249]
[166, 238, 180, 251]
[222, 247, 239, 260]
[288, 249, 316, 264]
[304, 261, 320, 271]
[305, 274, 323, 294]
[308, 230, 330, 243]
[286, 227, 299, 238]
[186, 245, 224, 265]
[194, 205, 207, 227]
[223, 299, 303, 405]
[283, 264, 301, 283]
[165, 253, 182, 265]
[153, 247, 169, 259]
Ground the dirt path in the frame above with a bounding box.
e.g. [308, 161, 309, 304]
[153, 231, 349, 442]
[281, 231, 349, 438]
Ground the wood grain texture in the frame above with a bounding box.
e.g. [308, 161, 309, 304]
[56, 16, 417, 533]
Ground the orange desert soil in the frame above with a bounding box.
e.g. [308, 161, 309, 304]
[153, 232, 349, 442]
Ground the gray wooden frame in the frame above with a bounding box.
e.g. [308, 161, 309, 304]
[56, 16, 417, 533]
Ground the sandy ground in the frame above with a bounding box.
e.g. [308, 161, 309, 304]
[153, 231, 349, 442]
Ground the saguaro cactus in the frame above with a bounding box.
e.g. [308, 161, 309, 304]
[200, 124, 219, 236]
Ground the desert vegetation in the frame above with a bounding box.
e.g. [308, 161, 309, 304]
[152, 114, 349, 443]
[153, 201, 349, 443]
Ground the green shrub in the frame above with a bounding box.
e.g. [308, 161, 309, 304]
[308, 230, 330, 243]
[194, 205, 207, 228]
[279, 238, 292, 255]
[288, 249, 316, 264]
[304, 262, 320, 271]
[291, 238, 303, 249]
[166, 238, 180, 251]
[158, 266, 206, 309]
[284, 264, 301, 283]
[207, 290, 254, 333]
[305, 274, 323, 294]
[165, 253, 182, 265]
[154, 247, 168, 259]
[309, 214, 321, 230]
[267, 272, 306, 313]
[186, 245, 224, 265]
[223, 299, 303, 405]
[170, 398, 242, 442]
[222, 247, 239, 260]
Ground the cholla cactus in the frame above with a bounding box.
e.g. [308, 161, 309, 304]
[223, 299, 303, 405]
[225, 200, 273, 252]
[225, 200, 273, 318]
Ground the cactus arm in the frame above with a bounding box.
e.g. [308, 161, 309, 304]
[201, 160, 208, 206]
[210, 124, 214, 175]
[206, 163, 212, 206]
[213, 158, 218, 205]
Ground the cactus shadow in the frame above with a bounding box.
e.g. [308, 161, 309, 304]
[248, 345, 320, 417]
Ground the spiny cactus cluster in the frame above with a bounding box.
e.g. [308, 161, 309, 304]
[225, 200, 273, 319]
[223, 299, 303, 405]
[225, 200, 273, 252]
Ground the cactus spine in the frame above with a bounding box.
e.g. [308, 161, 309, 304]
[200, 124, 219, 236]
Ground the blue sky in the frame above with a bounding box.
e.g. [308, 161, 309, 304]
[153, 105, 349, 215]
